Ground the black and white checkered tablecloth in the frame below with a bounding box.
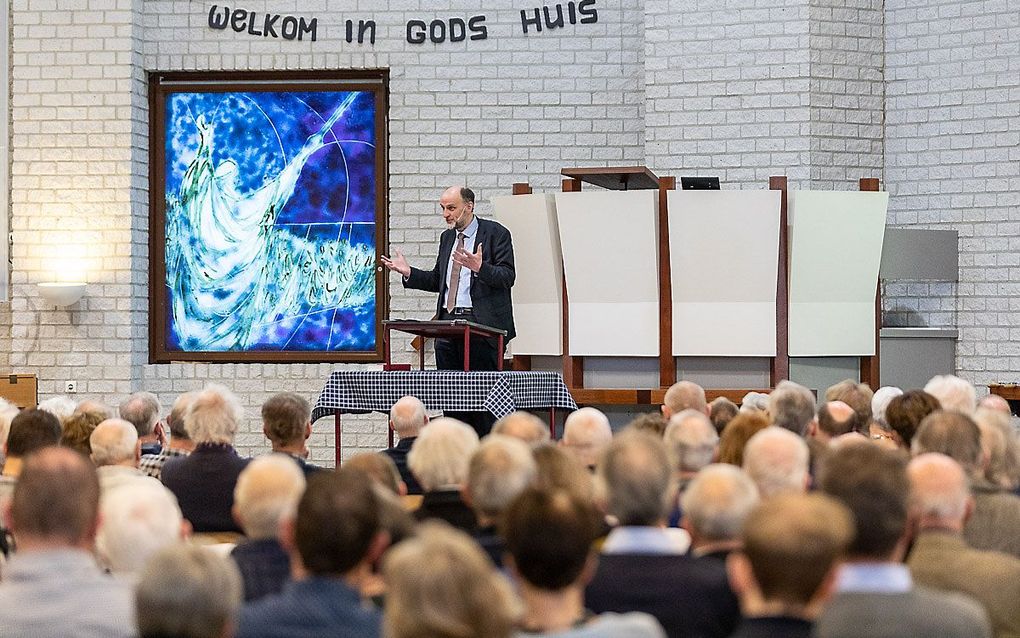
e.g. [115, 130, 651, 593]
[311, 371, 578, 422]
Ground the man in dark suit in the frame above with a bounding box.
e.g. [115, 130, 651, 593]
[382, 186, 515, 372]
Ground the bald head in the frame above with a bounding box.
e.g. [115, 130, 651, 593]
[561, 407, 612, 468]
[11, 447, 100, 548]
[680, 464, 759, 544]
[90, 418, 140, 467]
[743, 426, 810, 498]
[492, 411, 550, 446]
[908, 453, 971, 529]
[662, 381, 708, 418]
[978, 394, 1012, 415]
[389, 396, 427, 438]
[815, 401, 859, 440]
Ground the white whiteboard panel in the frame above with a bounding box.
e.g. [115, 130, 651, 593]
[555, 191, 659, 356]
[788, 190, 889, 356]
[492, 194, 562, 355]
[668, 190, 781, 356]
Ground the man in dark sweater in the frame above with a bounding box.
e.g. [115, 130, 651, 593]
[727, 493, 853, 638]
[162, 384, 250, 534]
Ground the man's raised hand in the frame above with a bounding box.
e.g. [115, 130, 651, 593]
[381, 248, 411, 278]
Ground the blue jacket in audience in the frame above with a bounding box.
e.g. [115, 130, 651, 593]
[236, 577, 381, 638]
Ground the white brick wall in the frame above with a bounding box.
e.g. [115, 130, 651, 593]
[885, 0, 1020, 390]
[7, 0, 1014, 463]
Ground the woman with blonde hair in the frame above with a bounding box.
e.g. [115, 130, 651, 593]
[383, 522, 520, 638]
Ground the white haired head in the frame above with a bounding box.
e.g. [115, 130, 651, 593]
[407, 418, 480, 491]
[185, 384, 244, 445]
[37, 396, 77, 424]
[680, 464, 760, 542]
[924, 375, 976, 415]
[466, 435, 537, 518]
[907, 453, 971, 524]
[871, 386, 903, 424]
[561, 407, 612, 469]
[663, 410, 718, 474]
[96, 482, 184, 574]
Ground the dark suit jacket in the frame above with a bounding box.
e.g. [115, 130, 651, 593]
[404, 217, 516, 340]
[585, 553, 739, 638]
[161, 443, 250, 533]
[231, 538, 291, 602]
[413, 489, 477, 534]
[380, 437, 421, 495]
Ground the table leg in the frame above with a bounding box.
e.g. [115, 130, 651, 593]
[498, 335, 504, 371]
[334, 412, 342, 467]
[463, 329, 471, 371]
[384, 326, 391, 368]
[419, 340, 426, 370]
[388, 422, 394, 448]
[549, 407, 556, 440]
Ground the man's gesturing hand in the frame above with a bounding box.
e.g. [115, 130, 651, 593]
[381, 249, 411, 278]
[453, 244, 483, 273]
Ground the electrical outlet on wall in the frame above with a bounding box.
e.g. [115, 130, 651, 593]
[66, 381, 77, 393]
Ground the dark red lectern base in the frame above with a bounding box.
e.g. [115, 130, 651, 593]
[383, 319, 507, 372]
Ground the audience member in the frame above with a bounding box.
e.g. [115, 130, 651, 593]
[344, 452, 405, 495]
[261, 392, 322, 476]
[162, 384, 251, 533]
[625, 411, 669, 438]
[384, 522, 519, 638]
[768, 381, 815, 436]
[136, 544, 243, 638]
[912, 410, 1020, 557]
[727, 493, 854, 638]
[532, 442, 596, 502]
[739, 392, 770, 414]
[407, 416, 479, 531]
[884, 389, 940, 449]
[492, 410, 550, 446]
[59, 408, 105, 457]
[810, 401, 859, 444]
[586, 432, 739, 638]
[119, 391, 166, 456]
[90, 418, 163, 497]
[231, 454, 306, 602]
[140, 391, 198, 480]
[0, 397, 17, 471]
[680, 463, 759, 560]
[0, 447, 134, 637]
[237, 471, 386, 637]
[814, 441, 991, 638]
[924, 374, 977, 414]
[464, 434, 536, 565]
[503, 487, 665, 637]
[663, 409, 718, 490]
[907, 453, 1020, 638]
[717, 411, 770, 467]
[824, 380, 874, 433]
[96, 481, 186, 575]
[973, 406, 1020, 491]
[708, 397, 739, 434]
[560, 407, 613, 471]
[742, 427, 809, 499]
[871, 386, 903, 426]
[977, 393, 1012, 415]
[381, 395, 427, 494]
[36, 396, 76, 425]
[2, 408, 60, 482]
[662, 381, 708, 419]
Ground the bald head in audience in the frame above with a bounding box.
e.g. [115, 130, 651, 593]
[743, 426, 810, 498]
[492, 410, 549, 445]
[389, 395, 427, 439]
[664, 409, 718, 482]
[90, 418, 141, 468]
[923, 374, 977, 415]
[662, 381, 708, 418]
[978, 393, 1012, 415]
[908, 453, 972, 531]
[233, 454, 306, 540]
[560, 407, 612, 470]
[825, 379, 874, 431]
[681, 463, 759, 557]
[811, 401, 859, 444]
[768, 381, 816, 436]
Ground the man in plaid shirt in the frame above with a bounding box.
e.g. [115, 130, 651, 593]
[140, 391, 198, 480]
